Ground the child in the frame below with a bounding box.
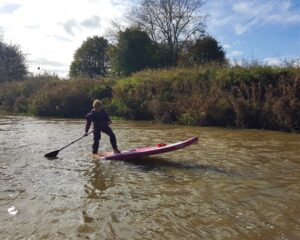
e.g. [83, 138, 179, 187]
[85, 99, 120, 154]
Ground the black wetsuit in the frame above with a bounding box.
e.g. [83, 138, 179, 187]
[85, 109, 118, 154]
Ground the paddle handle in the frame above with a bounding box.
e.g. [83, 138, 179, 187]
[59, 130, 94, 151]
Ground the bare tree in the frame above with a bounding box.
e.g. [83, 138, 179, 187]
[130, 0, 206, 66]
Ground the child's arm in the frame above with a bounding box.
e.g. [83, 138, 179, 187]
[104, 110, 112, 125]
[85, 113, 92, 133]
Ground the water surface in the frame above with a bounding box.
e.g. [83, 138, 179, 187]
[0, 115, 299, 239]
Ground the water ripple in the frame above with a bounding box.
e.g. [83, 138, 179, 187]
[0, 115, 299, 239]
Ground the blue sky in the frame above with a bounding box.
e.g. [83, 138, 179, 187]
[203, 0, 300, 64]
[0, 0, 299, 77]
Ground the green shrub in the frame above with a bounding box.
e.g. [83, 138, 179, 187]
[0, 75, 59, 112]
[111, 65, 299, 131]
[0, 65, 299, 132]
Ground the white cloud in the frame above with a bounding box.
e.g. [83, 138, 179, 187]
[230, 50, 243, 57]
[29, 58, 66, 67]
[233, 2, 252, 13]
[205, 0, 300, 39]
[0, 2, 21, 14]
[223, 44, 231, 49]
[0, 0, 132, 77]
[266, 13, 300, 24]
[62, 19, 81, 36]
[234, 24, 247, 35]
[82, 16, 101, 29]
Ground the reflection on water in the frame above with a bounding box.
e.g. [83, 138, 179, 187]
[0, 114, 300, 239]
[124, 157, 238, 176]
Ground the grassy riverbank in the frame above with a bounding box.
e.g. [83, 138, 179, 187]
[0, 65, 299, 132]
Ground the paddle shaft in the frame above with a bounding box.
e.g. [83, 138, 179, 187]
[59, 130, 94, 151]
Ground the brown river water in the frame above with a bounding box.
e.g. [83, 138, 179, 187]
[0, 115, 299, 240]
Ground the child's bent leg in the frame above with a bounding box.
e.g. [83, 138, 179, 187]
[92, 130, 101, 154]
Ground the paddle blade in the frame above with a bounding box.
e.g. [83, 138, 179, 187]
[44, 150, 59, 158]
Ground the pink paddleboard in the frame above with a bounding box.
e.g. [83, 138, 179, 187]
[97, 137, 198, 160]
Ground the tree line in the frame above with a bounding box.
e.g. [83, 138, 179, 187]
[69, 0, 225, 78]
[70, 32, 225, 78]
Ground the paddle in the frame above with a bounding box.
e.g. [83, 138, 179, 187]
[44, 130, 94, 158]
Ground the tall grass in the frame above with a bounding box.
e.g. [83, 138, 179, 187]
[0, 75, 114, 117]
[110, 66, 299, 131]
[0, 75, 60, 113]
[0, 66, 299, 132]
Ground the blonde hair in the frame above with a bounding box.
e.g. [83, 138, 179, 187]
[93, 99, 103, 109]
